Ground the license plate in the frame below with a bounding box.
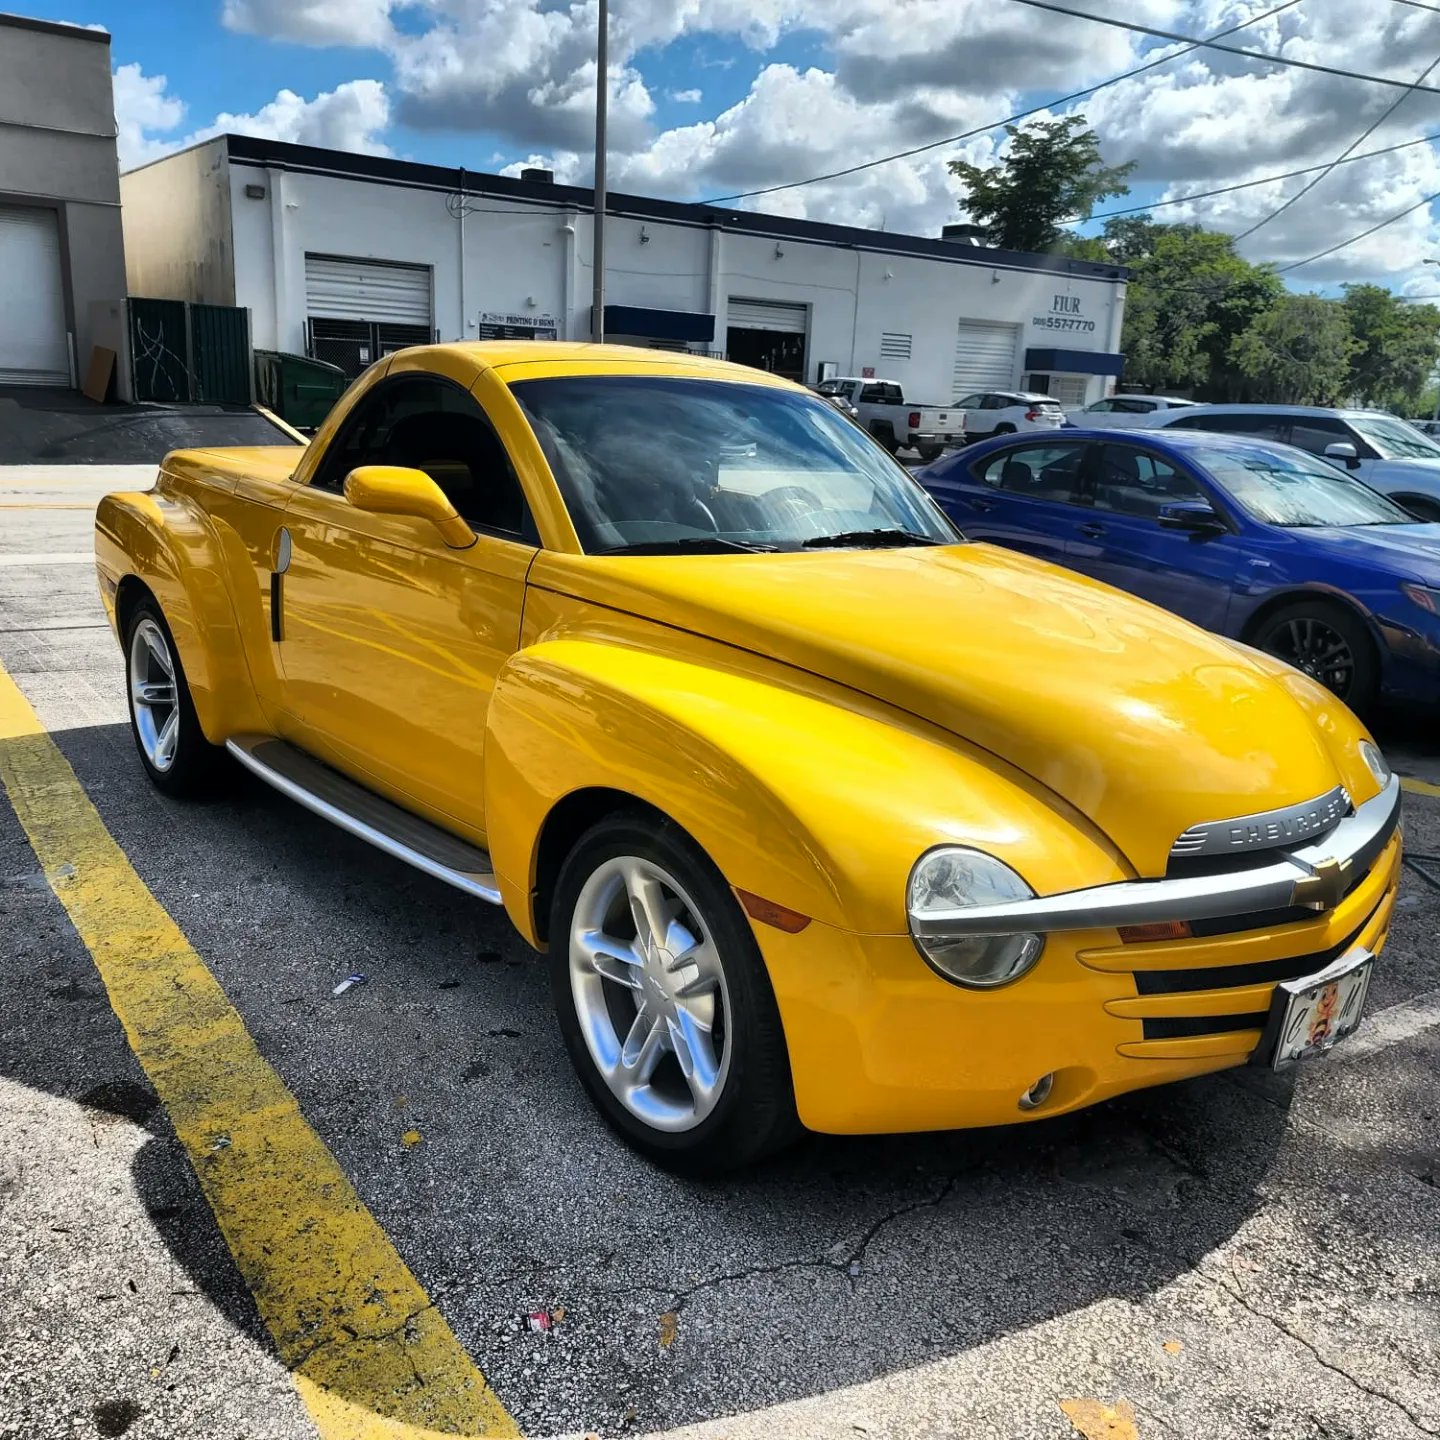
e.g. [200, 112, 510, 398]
[1257, 947, 1373, 1071]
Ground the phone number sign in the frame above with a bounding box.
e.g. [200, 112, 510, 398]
[1032, 293, 1096, 334]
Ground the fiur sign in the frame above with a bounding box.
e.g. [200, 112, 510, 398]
[1032, 293, 1096, 335]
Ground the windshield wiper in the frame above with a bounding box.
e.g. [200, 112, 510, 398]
[800, 528, 945, 549]
[598, 536, 779, 555]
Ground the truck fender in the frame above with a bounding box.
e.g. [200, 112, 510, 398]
[95, 488, 268, 741]
[482, 639, 1129, 948]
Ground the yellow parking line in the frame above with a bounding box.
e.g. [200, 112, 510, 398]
[0, 663, 519, 1440]
[1402, 776, 1440, 799]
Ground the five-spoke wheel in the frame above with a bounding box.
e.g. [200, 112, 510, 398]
[122, 596, 224, 796]
[550, 813, 799, 1171]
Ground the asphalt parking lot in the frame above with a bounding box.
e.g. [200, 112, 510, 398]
[2, 461, 1439, 1440]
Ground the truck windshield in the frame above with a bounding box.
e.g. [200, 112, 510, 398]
[511, 375, 960, 553]
[1194, 445, 1416, 527]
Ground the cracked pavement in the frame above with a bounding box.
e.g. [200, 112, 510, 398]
[1, 463, 1438, 1439]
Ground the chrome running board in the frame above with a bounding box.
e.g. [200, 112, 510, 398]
[226, 734, 502, 904]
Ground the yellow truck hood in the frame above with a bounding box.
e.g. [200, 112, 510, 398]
[532, 543, 1346, 878]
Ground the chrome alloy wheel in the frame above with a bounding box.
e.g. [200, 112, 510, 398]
[568, 855, 732, 1133]
[128, 617, 180, 772]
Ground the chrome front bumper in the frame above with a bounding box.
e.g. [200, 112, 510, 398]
[911, 775, 1402, 940]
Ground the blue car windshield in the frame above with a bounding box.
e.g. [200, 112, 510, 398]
[1194, 446, 1415, 526]
[510, 375, 959, 553]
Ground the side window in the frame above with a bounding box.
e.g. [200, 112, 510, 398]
[975, 443, 1088, 502]
[1285, 416, 1350, 454]
[879, 383, 904, 404]
[956, 394, 984, 409]
[1092, 445, 1206, 518]
[859, 384, 886, 404]
[980, 395, 1005, 410]
[312, 376, 530, 537]
[1087, 399, 1113, 413]
[1185, 412, 1287, 441]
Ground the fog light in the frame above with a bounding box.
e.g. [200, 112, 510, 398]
[1018, 1072, 1055, 1111]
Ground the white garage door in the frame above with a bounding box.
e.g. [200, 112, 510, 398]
[0, 206, 70, 386]
[953, 320, 1020, 399]
[728, 298, 808, 333]
[304, 254, 433, 326]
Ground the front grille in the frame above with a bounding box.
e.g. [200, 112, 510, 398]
[1129, 887, 1390, 1044]
[1145, 1011, 1269, 1040]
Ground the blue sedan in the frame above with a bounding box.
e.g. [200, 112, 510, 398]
[917, 428, 1440, 714]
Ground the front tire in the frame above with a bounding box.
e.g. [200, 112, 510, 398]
[1252, 600, 1379, 716]
[549, 812, 800, 1173]
[123, 597, 226, 797]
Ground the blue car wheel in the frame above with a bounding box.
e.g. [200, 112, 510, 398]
[1251, 600, 1379, 715]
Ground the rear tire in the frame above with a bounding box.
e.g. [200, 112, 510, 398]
[1251, 600, 1379, 716]
[872, 426, 900, 455]
[993, 423, 1016, 436]
[916, 445, 943, 463]
[123, 597, 226, 797]
[549, 811, 801, 1173]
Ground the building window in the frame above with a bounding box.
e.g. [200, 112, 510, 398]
[880, 331, 912, 361]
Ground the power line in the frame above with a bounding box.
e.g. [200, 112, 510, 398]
[1005, 0, 1440, 98]
[698, 0, 1301, 205]
[1078, 129, 1440, 223]
[1277, 184, 1440, 272]
[1233, 47, 1440, 241]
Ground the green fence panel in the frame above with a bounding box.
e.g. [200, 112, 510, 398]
[189, 303, 251, 405]
[128, 298, 190, 402]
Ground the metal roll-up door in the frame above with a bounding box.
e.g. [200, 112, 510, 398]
[0, 206, 70, 386]
[727, 298, 808, 333]
[304, 254, 433, 326]
[953, 320, 1020, 398]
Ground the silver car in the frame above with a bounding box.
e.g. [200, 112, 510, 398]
[1142, 404, 1440, 521]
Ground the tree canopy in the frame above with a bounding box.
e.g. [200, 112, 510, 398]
[948, 117, 1134, 254]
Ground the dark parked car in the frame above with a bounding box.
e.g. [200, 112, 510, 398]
[918, 428, 1440, 714]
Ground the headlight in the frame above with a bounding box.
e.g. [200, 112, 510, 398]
[1401, 582, 1440, 616]
[1360, 739, 1391, 787]
[907, 847, 1045, 989]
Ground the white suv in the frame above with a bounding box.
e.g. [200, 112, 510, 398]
[1144, 404, 1440, 521]
[957, 391, 1065, 442]
[1068, 394, 1199, 428]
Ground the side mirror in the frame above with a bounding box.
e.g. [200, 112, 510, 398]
[1324, 441, 1361, 470]
[343, 466, 476, 549]
[1159, 500, 1225, 534]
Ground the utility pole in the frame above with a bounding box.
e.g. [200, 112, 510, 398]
[591, 0, 607, 343]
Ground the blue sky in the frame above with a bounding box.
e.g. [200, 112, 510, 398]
[23, 0, 1440, 293]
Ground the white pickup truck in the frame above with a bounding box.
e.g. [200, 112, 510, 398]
[816, 377, 964, 460]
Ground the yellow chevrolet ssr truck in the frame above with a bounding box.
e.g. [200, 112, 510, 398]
[95, 343, 1402, 1171]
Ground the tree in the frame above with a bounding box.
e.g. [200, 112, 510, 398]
[1089, 218, 1283, 397]
[948, 117, 1134, 254]
[1231, 295, 1358, 405]
[1342, 285, 1440, 412]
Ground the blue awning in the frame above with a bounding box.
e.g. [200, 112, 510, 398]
[1025, 346, 1125, 378]
[599, 305, 716, 343]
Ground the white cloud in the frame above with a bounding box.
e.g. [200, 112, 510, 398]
[670, 88, 703, 104]
[113, 62, 186, 169]
[221, 0, 393, 47]
[115, 68, 391, 170]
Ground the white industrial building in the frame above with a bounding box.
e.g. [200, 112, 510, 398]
[121, 135, 1129, 406]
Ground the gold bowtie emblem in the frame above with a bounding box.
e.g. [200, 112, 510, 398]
[1291, 856, 1351, 911]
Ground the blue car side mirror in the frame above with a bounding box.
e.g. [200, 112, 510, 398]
[1159, 500, 1225, 534]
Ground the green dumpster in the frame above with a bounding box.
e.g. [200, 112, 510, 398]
[254, 350, 348, 431]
